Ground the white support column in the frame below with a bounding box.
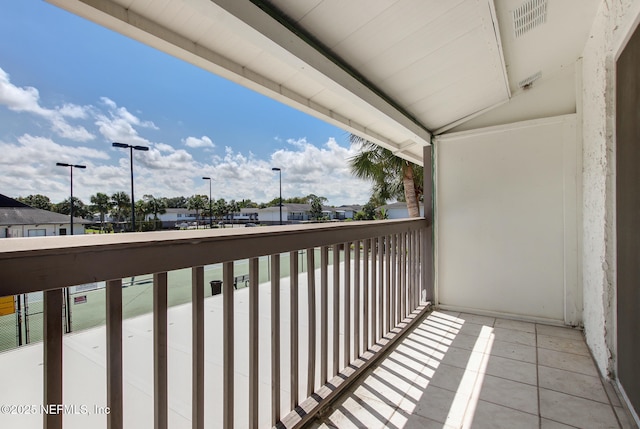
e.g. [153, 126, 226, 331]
[290, 251, 299, 408]
[271, 254, 281, 425]
[306, 249, 316, 397]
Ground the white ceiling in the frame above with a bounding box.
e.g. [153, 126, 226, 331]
[46, 0, 601, 165]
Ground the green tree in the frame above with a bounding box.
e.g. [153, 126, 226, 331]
[142, 194, 167, 220]
[53, 197, 91, 219]
[307, 194, 324, 220]
[187, 194, 208, 228]
[349, 135, 423, 218]
[165, 196, 188, 208]
[111, 191, 131, 231]
[90, 192, 112, 232]
[17, 194, 53, 211]
[213, 198, 229, 222]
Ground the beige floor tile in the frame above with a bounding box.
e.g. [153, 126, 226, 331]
[488, 339, 537, 363]
[399, 384, 458, 424]
[540, 388, 619, 429]
[469, 400, 539, 429]
[457, 313, 496, 327]
[325, 395, 397, 429]
[478, 374, 539, 415]
[537, 333, 590, 356]
[538, 365, 609, 403]
[456, 322, 493, 338]
[388, 409, 460, 429]
[428, 362, 479, 394]
[484, 354, 537, 385]
[538, 347, 599, 377]
[439, 346, 486, 370]
[492, 327, 536, 347]
[603, 380, 622, 407]
[536, 324, 584, 340]
[540, 418, 578, 428]
[449, 332, 491, 352]
[494, 318, 536, 333]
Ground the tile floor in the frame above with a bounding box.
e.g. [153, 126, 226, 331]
[305, 310, 637, 429]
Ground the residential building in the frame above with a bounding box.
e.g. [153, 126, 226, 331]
[378, 202, 425, 219]
[0, 194, 87, 237]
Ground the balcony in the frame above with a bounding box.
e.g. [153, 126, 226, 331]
[1, 219, 636, 429]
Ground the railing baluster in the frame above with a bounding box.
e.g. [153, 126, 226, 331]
[320, 246, 328, 384]
[306, 248, 316, 397]
[44, 288, 63, 429]
[271, 254, 281, 425]
[222, 262, 235, 429]
[401, 232, 406, 319]
[391, 234, 397, 327]
[362, 239, 369, 351]
[332, 244, 340, 377]
[344, 242, 351, 368]
[378, 236, 384, 339]
[290, 251, 299, 409]
[412, 230, 418, 310]
[192, 266, 205, 429]
[370, 237, 377, 346]
[106, 279, 123, 429]
[249, 258, 259, 429]
[153, 273, 168, 429]
[385, 235, 391, 334]
[353, 241, 360, 358]
[417, 229, 422, 304]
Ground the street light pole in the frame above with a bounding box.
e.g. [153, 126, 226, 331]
[56, 162, 86, 235]
[271, 167, 282, 225]
[202, 176, 212, 228]
[56, 161, 86, 334]
[112, 142, 149, 232]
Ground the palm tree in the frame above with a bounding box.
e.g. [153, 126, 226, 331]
[349, 135, 423, 218]
[90, 192, 112, 232]
[187, 194, 208, 228]
[111, 191, 131, 231]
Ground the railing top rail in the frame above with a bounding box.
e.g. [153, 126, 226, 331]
[0, 218, 428, 295]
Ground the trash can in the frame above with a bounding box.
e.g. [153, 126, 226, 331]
[210, 280, 222, 295]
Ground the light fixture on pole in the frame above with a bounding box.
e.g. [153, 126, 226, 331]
[202, 176, 212, 229]
[56, 162, 86, 235]
[271, 167, 282, 225]
[112, 142, 149, 232]
[56, 161, 86, 334]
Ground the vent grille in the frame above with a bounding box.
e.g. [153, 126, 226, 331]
[518, 71, 542, 89]
[513, 0, 547, 38]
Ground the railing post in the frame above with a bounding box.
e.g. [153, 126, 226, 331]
[332, 244, 340, 377]
[401, 232, 407, 319]
[378, 236, 384, 340]
[290, 251, 299, 408]
[353, 241, 360, 358]
[385, 235, 391, 334]
[306, 249, 316, 397]
[271, 254, 281, 425]
[153, 272, 168, 429]
[344, 242, 351, 367]
[362, 239, 369, 351]
[192, 266, 205, 429]
[43, 288, 63, 429]
[106, 279, 123, 429]
[370, 237, 377, 346]
[223, 262, 235, 429]
[320, 246, 328, 384]
[249, 258, 259, 429]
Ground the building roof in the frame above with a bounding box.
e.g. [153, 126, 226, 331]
[0, 194, 90, 226]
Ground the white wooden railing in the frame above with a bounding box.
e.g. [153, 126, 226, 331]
[0, 219, 431, 429]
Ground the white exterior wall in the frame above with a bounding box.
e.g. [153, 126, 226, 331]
[436, 115, 580, 323]
[386, 206, 425, 219]
[581, 0, 640, 378]
[3, 223, 84, 237]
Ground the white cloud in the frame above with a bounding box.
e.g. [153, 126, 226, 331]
[0, 67, 94, 142]
[95, 97, 156, 146]
[183, 135, 214, 148]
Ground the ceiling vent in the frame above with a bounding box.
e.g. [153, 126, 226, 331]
[518, 71, 542, 90]
[513, 0, 547, 38]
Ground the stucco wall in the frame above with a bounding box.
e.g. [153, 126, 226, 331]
[581, 0, 640, 378]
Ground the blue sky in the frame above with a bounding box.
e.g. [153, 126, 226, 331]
[0, 0, 371, 206]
